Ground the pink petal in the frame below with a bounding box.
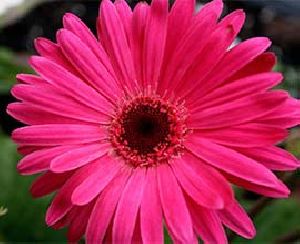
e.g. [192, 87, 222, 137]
[140, 168, 163, 244]
[224, 172, 290, 198]
[7, 103, 86, 126]
[30, 56, 113, 116]
[237, 146, 300, 171]
[113, 168, 146, 243]
[176, 10, 244, 99]
[50, 143, 110, 173]
[256, 97, 300, 128]
[189, 91, 288, 129]
[229, 52, 276, 81]
[159, 7, 218, 94]
[30, 171, 72, 198]
[163, 0, 195, 73]
[187, 37, 271, 105]
[185, 136, 286, 188]
[99, 0, 136, 92]
[172, 155, 226, 209]
[86, 168, 132, 243]
[16, 74, 44, 85]
[114, 0, 132, 46]
[217, 199, 256, 239]
[157, 164, 196, 243]
[131, 2, 149, 87]
[71, 156, 122, 206]
[17, 145, 74, 175]
[67, 202, 95, 242]
[195, 123, 288, 148]
[11, 84, 108, 124]
[57, 28, 121, 101]
[63, 13, 117, 83]
[186, 196, 227, 244]
[12, 124, 106, 146]
[45, 162, 99, 225]
[196, 72, 283, 110]
[34, 37, 79, 75]
[143, 0, 168, 89]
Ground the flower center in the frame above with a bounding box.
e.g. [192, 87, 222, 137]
[110, 96, 188, 167]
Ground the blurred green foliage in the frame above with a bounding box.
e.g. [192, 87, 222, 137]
[0, 47, 31, 94]
[0, 46, 299, 243]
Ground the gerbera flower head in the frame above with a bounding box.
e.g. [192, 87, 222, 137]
[7, 0, 300, 242]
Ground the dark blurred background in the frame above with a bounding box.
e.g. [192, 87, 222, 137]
[0, 0, 299, 242]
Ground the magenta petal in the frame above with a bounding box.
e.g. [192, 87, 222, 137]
[218, 200, 256, 239]
[186, 196, 227, 244]
[172, 156, 225, 209]
[195, 123, 288, 148]
[140, 168, 163, 244]
[186, 136, 285, 188]
[189, 91, 288, 129]
[57, 29, 121, 100]
[50, 143, 110, 173]
[99, 0, 136, 92]
[238, 146, 300, 171]
[86, 168, 131, 243]
[45, 162, 99, 225]
[143, 0, 168, 89]
[30, 171, 72, 198]
[16, 74, 44, 85]
[157, 164, 196, 243]
[29, 56, 113, 116]
[12, 124, 106, 146]
[71, 156, 122, 206]
[113, 168, 146, 243]
[17, 145, 74, 175]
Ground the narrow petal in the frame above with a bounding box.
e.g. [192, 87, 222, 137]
[12, 84, 108, 124]
[185, 136, 286, 188]
[57, 29, 121, 101]
[30, 171, 72, 198]
[195, 123, 288, 148]
[159, 9, 217, 94]
[163, 0, 195, 70]
[7, 103, 86, 126]
[189, 91, 288, 129]
[34, 37, 79, 75]
[187, 37, 271, 105]
[71, 156, 122, 206]
[29, 56, 113, 116]
[113, 168, 146, 243]
[157, 164, 196, 243]
[143, 0, 168, 89]
[114, 0, 132, 46]
[175, 153, 234, 207]
[67, 202, 95, 242]
[99, 0, 136, 92]
[172, 155, 226, 209]
[131, 2, 149, 87]
[196, 72, 283, 110]
[140, 168, 163, 244]
[237, 146, 300, 171]
[63, 13, 117, 84]
[50, 143, 110, 173]
[12, 124, 106, 146]
[45, 162, 99, 225]
[86, 168, 132, 243]
[17, 145, 74, 175]
[186, 196, 227, 244]
[223, 172, 290, 198]
[16, 74, 44, 85]
[217, 200, 256, 239]
[229, 52, 276, 81]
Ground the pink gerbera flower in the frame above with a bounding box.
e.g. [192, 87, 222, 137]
[7, 0, 300, 242]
